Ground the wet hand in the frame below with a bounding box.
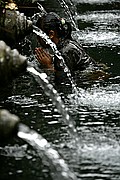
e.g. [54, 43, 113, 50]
[35, 48, 54, 70]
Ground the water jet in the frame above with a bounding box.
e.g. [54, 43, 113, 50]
[0, 109, 78, 180]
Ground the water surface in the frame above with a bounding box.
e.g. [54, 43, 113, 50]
[0, 0, 120, 180]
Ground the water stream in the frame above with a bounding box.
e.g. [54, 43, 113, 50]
[17, 123, 78, 180]
[33, 25, 79, 95]
[57, 0, 79, 31]
[27, 66, 78, 140]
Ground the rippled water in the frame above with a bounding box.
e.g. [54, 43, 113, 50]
[0, 0, 120, 180]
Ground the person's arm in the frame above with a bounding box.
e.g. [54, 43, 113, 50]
[35, 48, 55, 71]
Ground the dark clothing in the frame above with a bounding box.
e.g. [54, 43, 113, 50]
[54, 39, 98, 72]
[54, 38, 109, 85]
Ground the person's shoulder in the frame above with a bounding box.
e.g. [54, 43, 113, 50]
[64, 39, 83, 53]
[59, 38, 84, 54]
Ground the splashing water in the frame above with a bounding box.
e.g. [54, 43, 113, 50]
[18, 123, 78, 180]
[37, 2, 47, 16]
[74, 0, 119, 4]
[30, 2, 47, 25]
[68, 84, 120, 111]
[33, 25, 79, 95]
[57, 0, 79, 31]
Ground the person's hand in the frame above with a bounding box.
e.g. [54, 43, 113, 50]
[35, 48, 54, 70]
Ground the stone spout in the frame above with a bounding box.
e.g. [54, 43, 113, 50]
[0, 109, 20, 140]
[0, 8, 33, 45]
[0, 40, 27, 85]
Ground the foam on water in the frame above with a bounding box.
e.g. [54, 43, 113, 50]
[68, 84, 120, 111]
[73, 0, 120, 4]
[76, 10, 120, 23]
[73, 31, 120, 46]
[73, 10, 120, 46]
